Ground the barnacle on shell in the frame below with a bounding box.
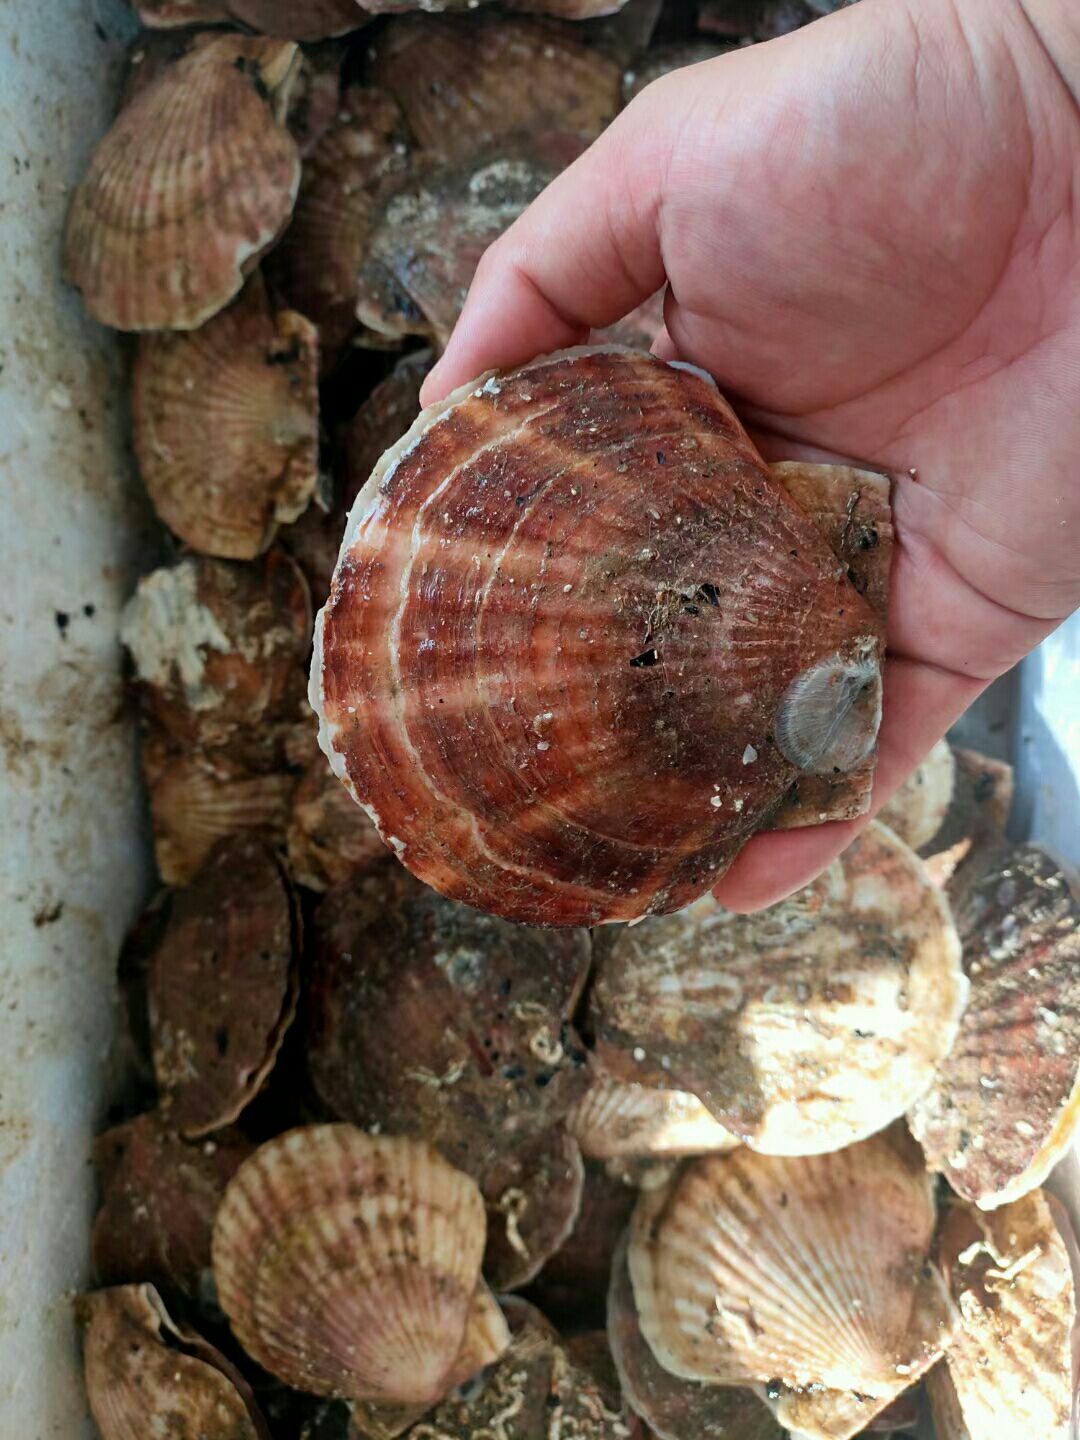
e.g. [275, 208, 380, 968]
[212, 1126, 500, 1404]
[909, 843, 1080, 1208]
[65, 35, 302, 331]
[79, 1284, 270, 1440]
[133, 276, 319, 560]
[481, 1127, 585, 1290]
[312, 347, 883, 925]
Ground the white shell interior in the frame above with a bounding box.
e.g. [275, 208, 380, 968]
[2, 21, 1079, 1440]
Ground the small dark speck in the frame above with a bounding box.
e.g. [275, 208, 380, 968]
[94, 20, 108, 40]
[534, 1071, 553, 1088]
[33, 901, 64, 927]
[83, 603, 96, 618]
[501, 1064, 526, 1081]
[853, 1028, 873, 1039]
[629, 648, 659, 669]
[497, 977, 511, 997]
[55, 610, 70, 635]
[790, 549, 798, 558]
[655, 451, 666, 464]
[766, 1379, 783, 1401]
[779, 1191, 788, 1208]
[215, 1027, 230, 1057]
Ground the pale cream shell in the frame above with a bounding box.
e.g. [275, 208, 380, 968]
[627, 1130, 947, 1396]
[566, 1072, 740, 1160]
[879, 739, 957, 852]
[212, 1125, 488, 1404]
[592, 821, 967, 1155]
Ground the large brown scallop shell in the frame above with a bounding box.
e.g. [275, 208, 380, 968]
[267, 91, 410, 371]
[148, 837, 299, 1136]
[312, 347, 883, 925]
[371, 14, 621, 164]
[608, 1233, 787, 1440]
[91, 1113, 252, 1299]
[928, 1190, 1076, 1439]
[121, 552, 312, 760]
[567, 1072, 740, 1160]
[627, 1130, 951, 1409]
[65, 36, 301, 331]
[212, 1125, 495, 1404]
[909, 844, 1080, 1208]
[142, 736, 297, 886]
[482, 1127, 585, 1290]
[530, 1159, 638, 1322]
[80, 1284, 270, 1440]
[133, 277, 319, 560]
[306, 867, 592, 1171]
[353, 152, 558, 347]
[591, 822, 965, 1153]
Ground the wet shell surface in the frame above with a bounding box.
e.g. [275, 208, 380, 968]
[627, 1130, 949, 1398]
[354, 153, 558, 346]
[530, 1158, 638, 1323]
[699, 0, 816, 41]
[91, 1113, 252, 1299]
[65, 35, 302, 331]
[212, 1125, 492, 1403]
[878, 739, 957, 852]
[930, 1190, 1076, 1439]
[268, 91, 409, 370]
[133, 276, 319, 560]
[312, 346, 882, 926]
[80, 1284, 269, 1440]
[142, 736, 297, 886]
[121, 551, 312, 759]
[566, 1073, 740, 1160]
[909, 844, 1080, 1207]
[608, 1234, 787, 1440]
[371, 13, 621, 163]
[306, 867, 592, 1172]
[481, 1127, 585, 1290]
[591, 822, 965, 1154]
[148, 837, 299, 1136]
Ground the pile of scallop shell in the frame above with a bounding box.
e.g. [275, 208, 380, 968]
[68, 1, 1079, 1439]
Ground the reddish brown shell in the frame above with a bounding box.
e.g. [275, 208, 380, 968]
[590, 822, 965, 1154]
[65, 36, 301, 331]
[148, 837, 299, 1136]
[530, 1158, 638, 1323]
[133, 276, 319, 560]
[306, 866, 592, 1171]
[80, 1284, 270, 1440]
[354, 152, 558, 347]
[482, 1127, 585, 1289]
[142, 736, 297, 886]
[268, 91, 410, 370]
[371, 13, 621, 164]
[91, 1113, 252, 1299]
[228, 0, 366, 40]
[312, 347, 883, 925]
[121, 551, 312, 760]
[608, 1234, 787, 1440]
[287, 758, 390, 890]
[909, 844, 1080, 1208]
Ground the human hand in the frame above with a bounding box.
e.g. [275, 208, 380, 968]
[421, 0, 1080, 910]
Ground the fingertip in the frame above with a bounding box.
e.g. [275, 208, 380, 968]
[711, 819, 863, 913]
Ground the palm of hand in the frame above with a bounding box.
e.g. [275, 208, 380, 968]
[425, 0, 1080, 907]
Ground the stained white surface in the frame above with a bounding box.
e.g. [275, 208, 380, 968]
[0, 1, 147, 1434]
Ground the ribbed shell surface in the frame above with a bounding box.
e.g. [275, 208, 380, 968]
[65, 36, 301, 331]
[313, 347, 882, 925]
[567, 1074, 740, 1160]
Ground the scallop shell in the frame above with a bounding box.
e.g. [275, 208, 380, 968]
[622, 40, 734, 102]
[908, 844, 1080, 1207]
[312, 346, 883, 926]
[371, 13, 621, 164]
[267, 91, 409, 370]
[65, 35, 301, 331]
[510, 0, 635, 16]
[228, 0, 366, 40]
[91, 1113, 252, 1299]
[287, 758, 390, 890]
[925, 746, 1015, 888]
[133, 278, 318, 560]
[592, 822, 965, 1154]
[531, 1158, 638, 1323]
[148, 837, 298, 1136]
[121, 552, 312, 759]
[286, 43, 347, 156]
[482, 1127, 585, 1289]
[627, 1130, 950, 1398]
[307, 868, 591, 1172]
[339, 351, 433, 513]
[929, 1190, 1076, 1440]
[212, 1125, 491, 1403]
[142, 736, 297, 886]
[567, 1073, 740, 1160]
[354, 152, 558, 346]
[80, 1284, 269, 1440]
[608, 1233, 787, 1440]
[879, 739, 957, 852]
